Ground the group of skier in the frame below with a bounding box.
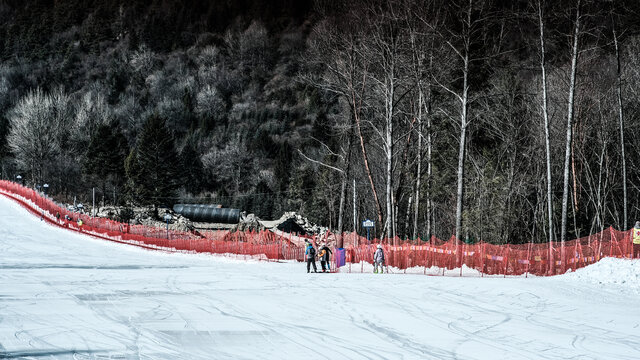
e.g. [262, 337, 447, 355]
[304, 239, 332, 273]
[304, 239, 386, 274]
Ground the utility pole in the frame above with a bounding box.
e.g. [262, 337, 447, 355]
[164, 213, 171, 239]
[92, 187, 95, 217]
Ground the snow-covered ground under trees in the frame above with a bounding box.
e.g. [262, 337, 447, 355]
[1, 194, 639, 360]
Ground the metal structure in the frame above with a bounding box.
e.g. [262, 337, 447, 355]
[172, 204, 240, 224]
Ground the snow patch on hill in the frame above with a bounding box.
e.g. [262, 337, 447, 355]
[561, 257, 640, 293]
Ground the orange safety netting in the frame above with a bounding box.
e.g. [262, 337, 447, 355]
[338, 229, 633, 276]
[0, 180, 306, 263]
[0, 180, 636, 276]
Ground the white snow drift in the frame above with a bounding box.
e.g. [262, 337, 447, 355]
[0, 194, 638, 359]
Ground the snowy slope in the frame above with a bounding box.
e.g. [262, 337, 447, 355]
[0, 194, 639, 360]
[563, 257, 640, 293]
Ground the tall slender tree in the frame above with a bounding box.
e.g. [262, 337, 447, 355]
[537, 0, 555, 267]
[561, 0, 582, 244]
[612, 17, 628, 231]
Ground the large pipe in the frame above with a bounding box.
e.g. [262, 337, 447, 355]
[173, 204, 240, 223]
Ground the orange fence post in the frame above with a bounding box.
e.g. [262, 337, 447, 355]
[459, 242, 465, 277]
[610, 229, 615, 258]
[480, 242, 485, 277]
[525, 242, 531, 278]
[503, 244, 509, 278]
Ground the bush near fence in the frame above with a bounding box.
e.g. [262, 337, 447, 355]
[0, 180, 635, 276]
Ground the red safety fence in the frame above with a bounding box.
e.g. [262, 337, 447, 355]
[336, 227, 635, 276]
[0, 181, 309, 264]
[0, 180, 636, 276]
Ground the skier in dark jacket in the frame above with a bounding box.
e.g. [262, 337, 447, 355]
[317, 242, 333, 272]
[305, 240, 317, 273]
[373, 244, 385, 274]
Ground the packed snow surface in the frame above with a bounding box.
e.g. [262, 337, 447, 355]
[0, 195, 639, 360]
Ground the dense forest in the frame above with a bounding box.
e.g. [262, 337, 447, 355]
[2, 0, 640, 245]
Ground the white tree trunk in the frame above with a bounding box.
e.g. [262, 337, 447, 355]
[455, 52, 469, 242]
[454, 0, 473, 244]
[614, 26, 628, 231]
[337, 177, 346, 247]
[561, 0, 581, 244]
[353, 178, 357, 235]
[413, 88, 423, 239]
[405, 194, 412, 238]
[538, 0, 554, 268]
[385, 76, 395, 241]
[426, 90, 433, 242]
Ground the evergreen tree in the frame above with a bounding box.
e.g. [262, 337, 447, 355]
[84, 123, 129, 202]
[251, 180, 275, 219]
[179, 139, 205, 195]
[273, 141, 292, 191]
[84, 123, 128, 180]
[124, 147, 143, 203]
[126, 114, 180, 207]
[287, 165, 315, 215]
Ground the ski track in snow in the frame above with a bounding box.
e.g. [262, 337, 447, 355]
[0, 195, 639, 359]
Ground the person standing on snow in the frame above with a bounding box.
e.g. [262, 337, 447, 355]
[373, 244, 385, 274]
[317, 242, 332, 272]
[305, 240, 318, 273]
[633, 221, 640, 259]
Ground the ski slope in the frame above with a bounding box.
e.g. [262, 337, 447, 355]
[0, 194, 638, 360]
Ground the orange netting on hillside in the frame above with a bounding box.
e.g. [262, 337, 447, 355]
[0, 180, 635, 276]
[337, 228, 632, 276]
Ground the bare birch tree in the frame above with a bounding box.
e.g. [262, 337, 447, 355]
[537, 0, 555, 265]
[304, 18, 377, 246]
[612, 18, 628, 231]
[363, 1, 404, 240]
[407, 6, 437, 240]
[560, 0, 582, 244]
[424, 0, 484, 242]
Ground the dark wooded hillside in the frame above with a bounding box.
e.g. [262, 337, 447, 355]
[2, 0, 640, 244]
